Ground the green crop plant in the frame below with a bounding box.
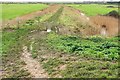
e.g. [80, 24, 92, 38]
[47, 33, 119, 60]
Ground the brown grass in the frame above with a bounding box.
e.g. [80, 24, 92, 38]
[90, 16, 119, 36]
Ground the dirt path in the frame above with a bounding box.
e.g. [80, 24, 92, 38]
[1, 4, 61, 28]
[21, 46, 48, 78]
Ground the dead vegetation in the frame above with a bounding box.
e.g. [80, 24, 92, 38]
[90, 15, 119, 36]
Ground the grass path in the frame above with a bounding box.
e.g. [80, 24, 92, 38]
[21, 46, 48, 78]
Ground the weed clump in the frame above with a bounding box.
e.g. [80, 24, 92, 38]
[47, 33, 119, 60]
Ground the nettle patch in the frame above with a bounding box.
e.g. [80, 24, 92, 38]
[47, 33, 119, 61]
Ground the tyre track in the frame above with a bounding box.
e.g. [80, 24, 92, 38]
[21, 46, 48, 78]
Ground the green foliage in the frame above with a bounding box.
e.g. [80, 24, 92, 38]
[8, 69, 30, 78]
[2, 4, 48, 20]
[2, 20, 39, 78]
[31, 53, 38, 59]
[25, 20, 35, 26]
[87, 36, 104, 43]
[42, 58, 63, 75]
[2, 4, 119, 78]
[68, 4, 118, 16]
[47, 33, 119, 60]
[101, 42, 118, 49]
[61, 61, 118, 78]
[2, 28, 30, 54]
[46, 7, 64, 23]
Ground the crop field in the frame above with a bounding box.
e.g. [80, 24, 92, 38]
[2, 4, 48, 20]
[1, 3, 120, 79]
[67, 4, 119, 16]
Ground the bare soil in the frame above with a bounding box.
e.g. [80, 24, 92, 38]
[21, 46, 48, 78]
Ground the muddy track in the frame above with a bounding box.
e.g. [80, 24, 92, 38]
[1, 4, 61, 28]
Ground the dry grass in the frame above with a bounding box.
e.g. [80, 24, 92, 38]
[90, 16, 119, 36]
